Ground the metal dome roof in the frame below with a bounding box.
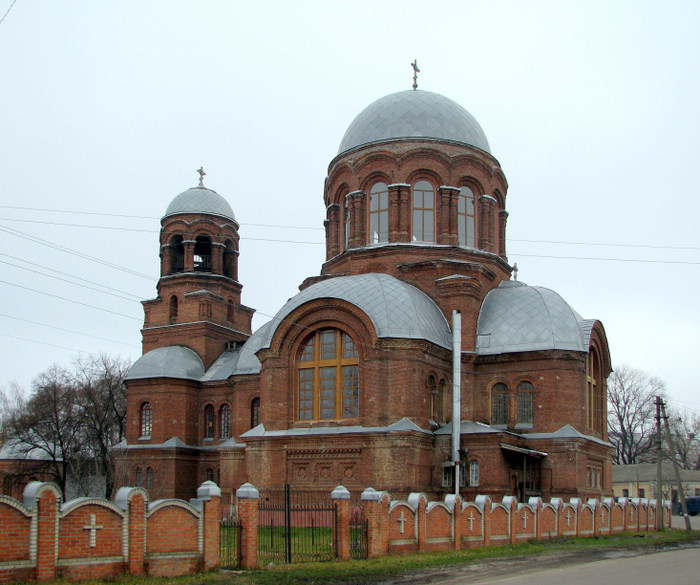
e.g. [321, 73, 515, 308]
[126, 345, 205, 381]
[163, 186, 236, 221]
[262, 273, 452, 350]
[476, 281, 595, 355]
[338, 90, 491, 155]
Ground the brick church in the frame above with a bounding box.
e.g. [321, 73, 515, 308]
[115, 87, 613, 507]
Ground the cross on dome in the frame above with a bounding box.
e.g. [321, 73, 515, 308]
[411, 59, 420, 90]
[197, 166, 206, 188]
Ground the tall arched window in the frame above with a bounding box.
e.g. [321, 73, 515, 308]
[227, 300, 235, 322]
[469, 460, 480, 487]
[135, 467, 142, 487]
[220, 404, 231, 439]
[146, 467, 154, 489]
[428, 376, 437, 421]
[517, 381, 534, 424]
[170, 235, 184, 273]
[250, 397, 260, 428]
[412, 180, 434, 242]
[491, 383, 508, 425]
[194, 235, 212, 271]
[344, 203, 350, 249]
[458, 186, 476, 247]
[204, 405, 215, 439]
[369, 182, 389, 243]
[223, 240, 237, 279]
[169, 295, 178, 324]
[140, 402, 152, 438]
[297, 329, 359, 421]
[438, 379, 447, 423]
[586, 348, 604, 433]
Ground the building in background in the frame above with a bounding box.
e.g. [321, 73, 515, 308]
[115, 88, 612, 506]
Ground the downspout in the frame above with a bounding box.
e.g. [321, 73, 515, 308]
[452, 310, 462, 496]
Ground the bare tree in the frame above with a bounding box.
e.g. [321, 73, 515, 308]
[607, 365, 665, 465]
[666, 408, 700, 470]
[71, 355, 129, 498]
[1, 365, 83, 494]
[1, 356, 129, 498]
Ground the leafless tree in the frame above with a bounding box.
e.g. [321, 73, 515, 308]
[1, 355, 129, 498]
[607, 365, 665, 465]
[666, 408, 700, 470]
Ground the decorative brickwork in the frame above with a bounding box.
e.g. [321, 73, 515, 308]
[0, 481, 220, 583]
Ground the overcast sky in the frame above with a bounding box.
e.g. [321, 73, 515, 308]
[1, 1, 698, 414]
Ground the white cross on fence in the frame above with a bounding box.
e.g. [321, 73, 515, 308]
[83, 513, 103, 548]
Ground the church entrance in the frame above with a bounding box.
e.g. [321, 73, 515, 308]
[501, 444, 545, 501]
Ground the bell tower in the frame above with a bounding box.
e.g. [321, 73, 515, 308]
[140, 170, 254, 368]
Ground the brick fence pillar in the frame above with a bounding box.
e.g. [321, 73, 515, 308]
[236, 483, 259, 569]
[331, 486, 351, 560]
[196, 481, 221, 571]
[529, 497, 543, 541]
[475, 495, 491, 547]
[361, 488, 389, 558]
[408, 493, 428, 552]
[445, 494, 462, 550]
[24, 482, 61, 581]
[115, 486, 148, 576]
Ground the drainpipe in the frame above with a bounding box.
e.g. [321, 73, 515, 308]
[452, 310, 462, 496]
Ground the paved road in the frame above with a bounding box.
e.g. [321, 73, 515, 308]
[442, 547, 700, 585]
[672, 513, 700, 530]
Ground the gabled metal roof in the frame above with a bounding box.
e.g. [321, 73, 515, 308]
[476, 281, 594, 355]
[261, 273, 452, 350]
[338, 90, 491, 155]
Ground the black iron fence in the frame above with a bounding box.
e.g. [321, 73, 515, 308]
[350, 505, 368, 559]
[258, 485, 337, 564]
[220, 515, 242, 569]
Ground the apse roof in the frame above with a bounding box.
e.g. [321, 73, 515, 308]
[201, 321, 272, 380]
[338, 90, 491, 156]
[476, 281, 595, 355]
[261, 273, 452, 350]
[163, 186, 236, 222]
[126, 345, 204, 381]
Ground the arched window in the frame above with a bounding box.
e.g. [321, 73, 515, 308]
[412, 180, 434, 242]
[344, 203, 350, 249]
[469, 460, 480, 487]
[428, 376, 437, 421]
[517, 381, 534, 425]
[369, 182, 389, 243]
[194, 235, 212, 271]
[140, 402, 152, 438]
[223, 240, 236, 279]
[227, 300, 235, 322]
[170, 235, 184, 273]
[204, 405, 215, 439]
[586, 348, 604, 433]
[297, 329, 359, 421]
[458, 186, 476, 247]
[220, 404, 231, 439]
[206, 468, 214, 482]
[146, 467, 154, 489]
[438, 379, 447, 423]
[169, 295, 178, 324]
[491, 383, 508, 425]
[135, 467, 142, 487]
[250, 397, 260, 428]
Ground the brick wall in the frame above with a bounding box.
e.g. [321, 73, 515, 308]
[234, 484, 670, 568]
[0, 481, 220, 583]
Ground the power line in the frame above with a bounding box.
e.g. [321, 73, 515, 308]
[0, 279, 142, 321]
[0, 0, 18, 26]
[0, 224, 157, 280]
[0, 313, 140, 348]
[0, 333, 86, 354]
[1, 260, 144, 302]
[508, 252, 700, 266]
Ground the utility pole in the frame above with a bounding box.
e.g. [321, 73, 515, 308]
[655, 396, 663, 530]
[660, 398, 692, 531]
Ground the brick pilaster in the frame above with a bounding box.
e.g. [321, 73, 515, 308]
[197, 481, 221, 571]
[361, 488, 389, 558]
[408, 493, 428, 552]
[24, 482, 61, 581]
[115, 487, 148, 576]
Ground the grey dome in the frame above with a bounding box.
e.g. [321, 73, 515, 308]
[126, 346, 204, 381]
[163, 187, 236, 221]
[262, 273, 452, 350]
[338, 90, 491, 155]
[476, 281, 595, 355]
